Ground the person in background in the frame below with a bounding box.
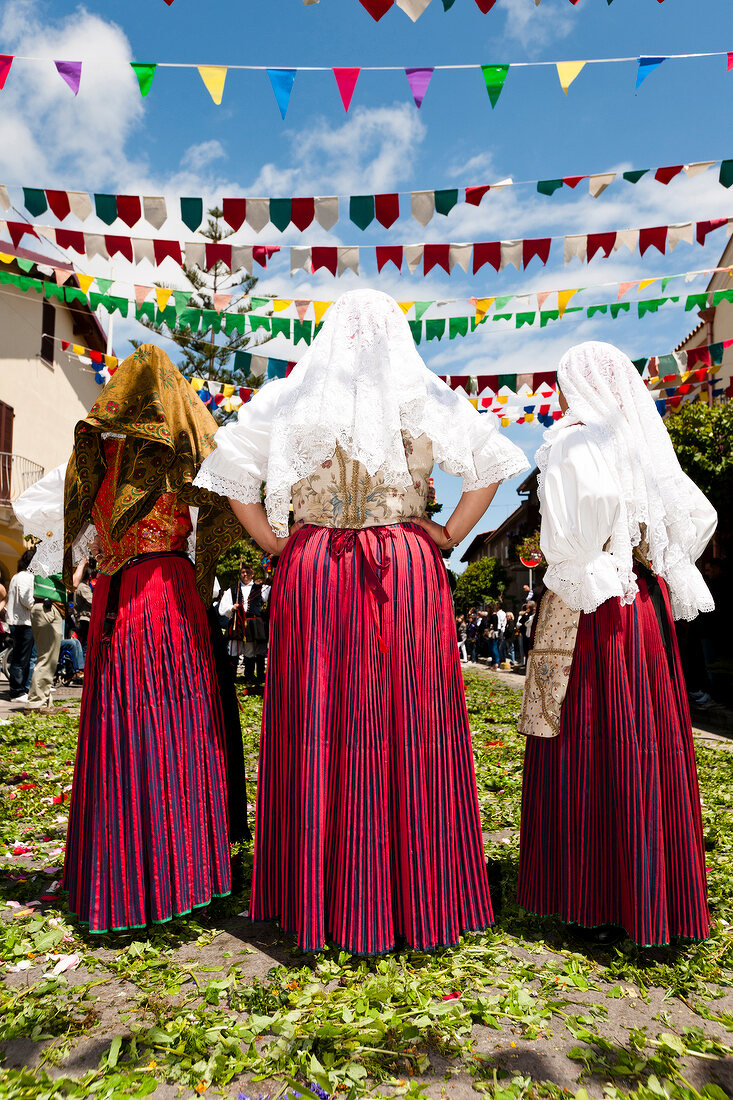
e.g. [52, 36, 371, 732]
[25, 571, 67, 714]
[5, 547, 36, 703]
[72, 558, 93, 655]
[502, 611, 518, 666]
[219, 564, 272, 686]
[523, 601, 536, 651]
[59, 634, 85, 684]
[466, 613, 479, 663]
[456, 615, 468, 662]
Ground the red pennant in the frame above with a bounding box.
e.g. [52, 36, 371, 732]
[286, 361, 297, 376]
[311, 246, 338, 275]
[563, 176, 585, 189]
[375, 193, 400, 229]
[423, 243, 450, 275]
[552, 410, 563, 420]
[696, 218, 727, 246]
[333, 68, 360, 111]
[0, 55, 13, 90]
[105, 235, 133, 262]
[532, 371, 556, 391]
[46, 190, 71, 221]
[687, 347, 711, 368]
[116, 195, 142, 227]
[654, 164, 684, 185]
[586, 232, 616, 261]
[291, 197, 315, 230]
[6, 221, 38, 247]
[449, 376, 469, 392]
[223, 198, 247, 231]
[153, 239, 182, 266]
[205, 242, 232, 269]
[358, 0, 393, 19]
[56, 228, 85, 252]
[522, 237, 551, 268]
[465, 185, 490, 206]
[638, 225, 667, 257]
[253, 245, 279, 267]
[474, 0, 498, 10]
[472, 241, 501, 273]
[89, 350, 103, 364]
[376, 246, 403, 272]
[728, 53, 733, 72]
[475, 375, 499, 392]
[213, 393, 225, 406]
[61, 340, 70, 351]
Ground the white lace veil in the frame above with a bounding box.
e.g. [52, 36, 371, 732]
[263, 289, 528, 532]
[537, 340, 715, 621]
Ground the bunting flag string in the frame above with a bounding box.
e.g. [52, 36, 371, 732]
[161, 0, 670, 17]
[2, 212, 731, 278]
[0, 49, 729, 117]
[3, 156, 731, 236]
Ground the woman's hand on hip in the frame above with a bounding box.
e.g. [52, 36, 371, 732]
[412, 516, 452, 550]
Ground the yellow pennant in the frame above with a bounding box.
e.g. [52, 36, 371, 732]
[558, 288, 578, 317]
[273, 299, 291, 312]
[0, 252, 13, 264]
[222, 383, 235, 398]
[467, 397, 478, 409]
[72, 344, 85, 356]
[525, 412, 535, 423]
[191, 376, 203, 391]
[501, 417, 510, 428]
[104, 355, 117, 370]
[77, 273, 95, 295]
[556, 61, 586, 95]
[497, 394, 509, 405]
[638, 278, 657, 292]
[198, 65, 228, 106]
[155, 287, 172, 311]
[473, 297, 495, 323]
[313, 301, 332, 326]
[398, 301, 414, 314]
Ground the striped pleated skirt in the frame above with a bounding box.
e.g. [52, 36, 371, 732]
[518, 569, 710, 945]
[250, 522, 493, 955]
[64, 555, 232, 933]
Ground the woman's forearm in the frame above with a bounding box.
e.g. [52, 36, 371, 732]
[227, 499, 279, 554]
[444, 484, 499, 545]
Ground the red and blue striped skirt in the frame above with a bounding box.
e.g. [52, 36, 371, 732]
[64, 555, 232, 933]
[251, 522, 493, 955]
[518, 569, 709, 945]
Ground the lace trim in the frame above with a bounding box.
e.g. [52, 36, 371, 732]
[29, 526, 97, 578]
[544, 551, 626, 615]
[193, 466, 262, 507]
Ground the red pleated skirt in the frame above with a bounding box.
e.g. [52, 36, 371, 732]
[518, 570, 709, 945]
[64, 555, 232, 933]
[251, 523, 493, 955]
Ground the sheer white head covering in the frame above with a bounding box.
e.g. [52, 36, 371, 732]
[263, 288, 528, 531]
[537, 340, 715, 620]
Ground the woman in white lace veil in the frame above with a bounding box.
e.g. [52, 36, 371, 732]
[195, 288, 529, 956]
[518, 339, 716, 948]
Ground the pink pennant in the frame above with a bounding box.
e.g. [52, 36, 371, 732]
[53, 268, 72, 285]
[135, 286, 149, 307]
[618, 281, 636, 299]
[214, 293, 232, 311]
[536, 291, 551, 310]
[333, 68, 360, 111]
[405, 67, 434, 109]
[295, 299, 310, 321]
[54, 60, 82, 95]
[0, 55, 13, 90]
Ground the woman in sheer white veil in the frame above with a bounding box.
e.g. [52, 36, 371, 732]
[518, 340, 716, 947]
[195, 288, 530, 955]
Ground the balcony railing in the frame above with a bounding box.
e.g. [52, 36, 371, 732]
[0, 453, 45, 506]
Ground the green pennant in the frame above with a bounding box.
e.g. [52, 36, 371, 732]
[249, 315, 271, 332]
[131, 63, 156, 97]
[661, 277, 676, 293]
[536, 179, 564, 197]
[201, 309, 222, 332]
[632, 358, 648, 374]
[225, 313, 247, 336]
[587, 304, 608, 318]
[449, 316, 468, 339]
[434, 189, 458, 216]
[89, 292, 107, 311]
[414, 301, 432, 321]
[180, 197, 203, 233]
[494, 295, 513, 310]
[268, 359, 288, 379]
[65, 286, 87, 305]
[408, 320, 422, 344]
[540, 310, 560, 327]
[177, 308, 202, 331]
[43, 282, 65, 302]
[610, 302, 630, 319]
[497, 374, 514, 390]
[441, 0, 457, 8]
[638, 298, 665, 319]
[135, 302, 156, 323]
[713, 289, 733, 306]
[481, 64, 509, 108]
[516, 312, 535, 329]
[96, 277, 114, 294]
[250, 297, 269, 309]
[17, 258, 35, 273]
[294, 320, 312, 345]
[657, 353, 680, 377]
[0, 271, 20, 287]
[19, 276, 42, 294]
[94, 194, 118, 225]
[156, 305, 177, 329]
[314, 322, 324, 337]
[492, 314, 512, 323]
[23, 188, 47, 217]
[108, 296, 128, 317]
[710, 342, 724, 365]
[426, 319, 445, 341]
[685, 293, 708, 311]
[565, 308, 583, 316]
[349, 195, 374, 230]
[269, 198, 292, 232]
[271, 316, 291, 339]
[234, 350, 252, 373]
[719, 160, 733, 189]
[622, 169, 648, 184]
[173, 290, 191, 312]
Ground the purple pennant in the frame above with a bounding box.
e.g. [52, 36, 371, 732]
[54, 60, 82, 95]
[405, 67, 434, 109]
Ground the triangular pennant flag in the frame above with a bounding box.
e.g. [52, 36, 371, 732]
[639, 278, 657, 291]
[398, 301, 414, 314]
[155, 287, 172, 311]
[618, 281, 636, 299]
[405, 68, 434, 108]
[273, 299, 291, 311]
[536, 290, 551, 310]
[481, 64, 509, 108]
[213, 293, 231, 311]
[558, 288, 578, 317]
[396, 0, 433, 20]
[333, 67, 360, 111]
[53, 268, 72, 286]
[556, 60, 586, 94]
[313, 301, 332, 326]
[636, 56, 667, 90]
[131, 63, 156, 97]
[358, 0, 393, 18]
[267, 69, 297, 119]
[473, 297, 494, 323]
[198, 65, 227, 105]
[0, 55, 13, 90]
[55, 60, 82, 95]
[727, 52, 733, 72]
[135, 285, 149, 307]
[295, 299, 310, 322]
[77, 273, 94, 295]
[414, 301, 432, 321]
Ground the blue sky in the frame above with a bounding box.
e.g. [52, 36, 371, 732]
[0, 0, 731, 566]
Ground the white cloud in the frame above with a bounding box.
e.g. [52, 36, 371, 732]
[500, 0, 574, 51]
[185, 140, 227, 173]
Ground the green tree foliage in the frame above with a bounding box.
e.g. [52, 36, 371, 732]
[665, 401, 733, 525]
[453, 556, 506, 614]
[215, 537, 271, 591]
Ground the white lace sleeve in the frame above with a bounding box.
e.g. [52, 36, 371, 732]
[540, 426, 624, 614]
[435, 405, 529, 490]
[194, 382, 281, 504]
[12, 463, 94, 576]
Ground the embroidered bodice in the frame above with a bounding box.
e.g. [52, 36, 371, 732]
[92, 438, 193, 575]
[291, 432, 433, 529]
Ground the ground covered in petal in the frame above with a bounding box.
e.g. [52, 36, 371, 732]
[0, 673, 730, 1100]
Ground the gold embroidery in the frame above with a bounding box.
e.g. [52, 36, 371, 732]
[519, 591, 580, 739]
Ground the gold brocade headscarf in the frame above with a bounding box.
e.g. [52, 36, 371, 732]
[63, 343, 244, 603]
